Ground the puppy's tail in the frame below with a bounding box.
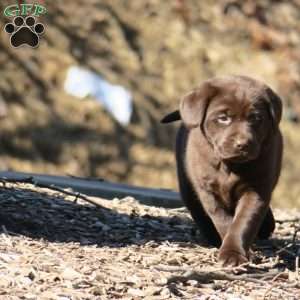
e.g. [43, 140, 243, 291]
[160, 110, 181, 123]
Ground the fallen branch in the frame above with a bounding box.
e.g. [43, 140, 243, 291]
[0, 177, 107, 209]
[156, 265, 284, 285]
[156, 260, 283, 274]
[0, 171, 183, 208]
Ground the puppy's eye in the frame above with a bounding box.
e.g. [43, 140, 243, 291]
[217, 114, 232, 125]
[249, 113, 263, 123]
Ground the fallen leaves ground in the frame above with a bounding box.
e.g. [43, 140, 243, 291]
[0, 183, 299, 299]
[1, 0, 300, 207]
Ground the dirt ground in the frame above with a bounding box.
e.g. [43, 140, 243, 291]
[0, 182, 299, 300]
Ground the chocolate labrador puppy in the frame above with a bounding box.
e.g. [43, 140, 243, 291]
[161, 75, 283, 266]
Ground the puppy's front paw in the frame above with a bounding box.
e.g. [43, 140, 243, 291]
[218, 249, 248, 266]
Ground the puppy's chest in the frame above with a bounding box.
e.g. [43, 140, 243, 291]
[200, 167, 241, 209]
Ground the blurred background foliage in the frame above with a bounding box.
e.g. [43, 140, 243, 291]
[0, 0, 299, 207]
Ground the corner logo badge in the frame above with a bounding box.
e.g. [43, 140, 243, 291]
[3, 3, 46, 48]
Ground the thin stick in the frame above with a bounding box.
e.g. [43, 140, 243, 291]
[156, 263, 249, 274]
[0, 177, 107, 209]
[165, 269, 282, 285]
[155, 265, 282, 285]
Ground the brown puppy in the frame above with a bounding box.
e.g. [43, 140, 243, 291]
[161, 75, 283, 266]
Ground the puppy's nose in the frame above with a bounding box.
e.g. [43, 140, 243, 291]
[234, 139, 250, 151]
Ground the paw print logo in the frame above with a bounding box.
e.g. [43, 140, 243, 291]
[4, 16, 45, 48]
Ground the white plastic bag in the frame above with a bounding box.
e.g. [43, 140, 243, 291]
[64, 66, 132, 125]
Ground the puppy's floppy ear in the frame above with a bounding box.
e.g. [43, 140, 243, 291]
[180, 80, 217, 128]
[265, 87, 282, 127]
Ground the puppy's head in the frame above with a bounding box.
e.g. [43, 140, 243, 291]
[180, 76, 282, 163]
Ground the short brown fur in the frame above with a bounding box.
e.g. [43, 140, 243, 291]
[161, 75, 283, 266]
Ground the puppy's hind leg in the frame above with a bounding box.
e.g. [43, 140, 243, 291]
[176, 126, 221, 247]
[179, 178, 222, 247]
[257, 207, 275, 239]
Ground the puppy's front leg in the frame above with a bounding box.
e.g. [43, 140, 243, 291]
[196, 189, 233, 240]
[219, 190, 268, 266]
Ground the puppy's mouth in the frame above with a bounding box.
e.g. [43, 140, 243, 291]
[217, 149, 260, 163]
[222, 154, 254, 163]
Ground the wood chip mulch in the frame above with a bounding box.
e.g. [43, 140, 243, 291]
[0, 182, 299, 300]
